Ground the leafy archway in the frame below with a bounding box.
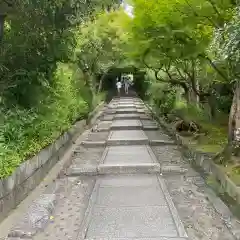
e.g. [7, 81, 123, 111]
[98, 66, 148, 101]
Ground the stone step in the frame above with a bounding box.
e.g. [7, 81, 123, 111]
[143, 125, 159, 130]
[66, 163, 161, 176]
[149, 139, 176, 146]
[116, 108, 138, 114]
[111, 125, 143, 130]
[101, 145, 158, 164]
[80, 139, 176, 147]
[117, 104, 136, 108]
[85, 238, 187, 240]
[107, 139, 149, 146]
[111, 119, 142, 131]
[82, 174, 188, 240]
[114, 113, 151, 120]
[161, 165, 188, 175]
[81, 141, 106, 147]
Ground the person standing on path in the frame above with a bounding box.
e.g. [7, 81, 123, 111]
[116, 79, 122, 96]
[124, 76, 130, 94]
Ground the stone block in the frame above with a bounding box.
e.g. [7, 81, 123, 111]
[66, 165, 98, 176]
[97, 163, 161, 174]
[86, 206, 178, 238]
[107, 139, 149, 146]
[116, 108, 138, 114]
[96, 185, 167, 207]
[149, 140, 176, 146]
[81, 141, 106, 148]
[109, 130, 147, 140]
[103, 146, 155, 164]
[99, 174, 160, 187]
[9, 194, 56, 238]
[114, 113, 141, 120]
[161, 165, 188, 175]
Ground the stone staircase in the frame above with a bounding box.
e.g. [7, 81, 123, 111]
[4, 96, 239, 240]
[65, 96, 189, 240]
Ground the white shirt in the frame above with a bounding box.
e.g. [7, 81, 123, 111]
[116, 82, 122, 89]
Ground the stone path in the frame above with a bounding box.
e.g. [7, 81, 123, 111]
[3, 96, 240, 240]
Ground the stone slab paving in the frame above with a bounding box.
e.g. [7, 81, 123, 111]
[114, 113, 141, 119]
[152, 146, 240, 239]
[111, 119, 142, 130]
[116, 108, 137, 114]
[117, 104, 136, 108]
[5, 95, 240, 240]
[114, 113, 151, 120]
[85, 132, 109, 142]
[84, 175, 187, 239]
[84, 238, 187, 240]
[33, 176, 96, 240]
[99, 114, 114, 121]
[102, 145, 156, 164]
[72, 146, 105, 165]
[96, 121, 112, 130]
[145, 130, 173, 142]
[109, 130, 147, 140]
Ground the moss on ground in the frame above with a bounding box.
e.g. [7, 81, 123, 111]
[180, 122, 240, 186]
[207, 175, 240, 219]
[180, 122, 227, 154]
[221, 164, 240, 186]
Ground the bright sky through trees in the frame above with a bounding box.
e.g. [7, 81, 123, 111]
[122, 0, 134, 18]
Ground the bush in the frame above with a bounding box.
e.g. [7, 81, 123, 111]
[0, 63, 88, 178]
[173, 100, 209, 124]
[148, 82, 176, 116]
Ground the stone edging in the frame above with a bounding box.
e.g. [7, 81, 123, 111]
[0, 101, 104, 223]
[145, 103, 240, 204]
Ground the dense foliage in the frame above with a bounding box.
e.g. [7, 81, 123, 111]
[0, 0, 121, 178]
[125, 0, 240, 165]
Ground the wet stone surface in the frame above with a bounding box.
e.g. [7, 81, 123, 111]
[151, 146, 189, 167]
[152, 144, 240, 240]
[85, 174, 184, 239]
[85, 132, 109, 142]
[96, 121, 112, 129]
[33, 176, 95, 240]
[71, 146, 105, 166]
[109, 130, 147, 140]
[100, 114, 114, 121]
[103, 146, 155, 164]
[164, 174, 237, 240]
[145, 130, 172, 142]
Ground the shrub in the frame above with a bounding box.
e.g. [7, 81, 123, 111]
[148, 82, 176, 116]
[0, 63, 88, 178]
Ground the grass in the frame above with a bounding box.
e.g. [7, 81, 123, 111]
[184, 123, 227, 154]
[207, 175, 240, 219]
[179, 120, 240, 186]
[220, 164, 240, 186]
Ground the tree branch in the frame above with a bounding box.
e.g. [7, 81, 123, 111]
[184, 0, 220, 28]
[2, 0, 13, 7]
[206, 0, 223, 21]
[198, 53, 229, 82]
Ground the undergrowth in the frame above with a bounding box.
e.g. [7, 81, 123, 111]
[0, 63, 102, 179]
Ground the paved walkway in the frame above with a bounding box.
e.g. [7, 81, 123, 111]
[2, 97, 240, 240]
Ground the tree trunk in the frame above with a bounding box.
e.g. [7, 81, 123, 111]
[214, 81, 240, 163]
[83, 71, 96, 112]
[97, 72, 107, 93]
[207, 94, 217, 119]
[228, 81, 240, 155]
